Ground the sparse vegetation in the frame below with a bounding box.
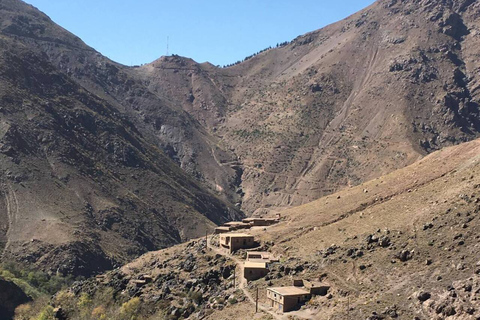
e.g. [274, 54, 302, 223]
[222, 41, 291, 68]
[0, 262, 74, 298]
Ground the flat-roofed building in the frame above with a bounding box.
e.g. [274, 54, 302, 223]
[214, 226, 231, 234]
[267, 279, 330, 312]
[219, 233, 255, 253]
[303, 280, 330, 296]
[266, 286, 311, 312]
[243, 261, 268, 281]
[223, 221, 251, 230]
[242, 217, 278, 227]
[246, 251, 278, 263]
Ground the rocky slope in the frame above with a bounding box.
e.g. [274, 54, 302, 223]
[0, 0, 242, 277]
[45, 138, 480, 320]
[8, 0, 480, 220]
[1, 0, 480, 278]
[136, 0, 480, 216]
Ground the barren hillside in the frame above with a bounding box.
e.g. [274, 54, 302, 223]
[45, 138, 480, 320]
[0, 0, 479, 280]
[0, 0, 242, 276]
[141, 0, 480, 216]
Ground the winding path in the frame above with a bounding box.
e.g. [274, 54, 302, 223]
[1, 183, 18, 259]
[207, 239, 284, 320]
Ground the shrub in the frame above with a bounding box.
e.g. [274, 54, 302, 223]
[91, 305, 107, 319]
[77, 292, 93, 308]
[1, 269, 15, 279]
[54, 290, 76, 313]
[119, 297, 141, 320]
[14, 304, 32, 320]
[35, 305, 54, 320]
[0, 262, 73, 295]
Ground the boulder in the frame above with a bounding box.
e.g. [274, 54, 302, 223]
[416, 291, 431, 302]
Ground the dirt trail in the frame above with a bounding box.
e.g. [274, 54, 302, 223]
[207, 239, 285, 320]
[1, 183, 17, 259]
[291, 46, 380, 192]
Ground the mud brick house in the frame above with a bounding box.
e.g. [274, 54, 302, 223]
[219, 233, 255, 253]
[243, 261, 268, 281]
[267, 286, 311, 312]
[214, 226, 231, 234]
[242, 217, 278, 226]
[267, 280, 330, 312]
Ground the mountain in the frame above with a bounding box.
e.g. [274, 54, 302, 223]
[35, 137, 480, 320]
[0, 0, 242, 277]
[1, 0, 480, 318]
[1, 0, 480, 276]
[138, 0, 480, 216]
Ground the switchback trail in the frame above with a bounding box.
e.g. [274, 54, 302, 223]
[207, 239, 284, 320]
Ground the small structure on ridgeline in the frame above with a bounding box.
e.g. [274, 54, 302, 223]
[267, 280, 330, 312]
[219, 233, 255, 253]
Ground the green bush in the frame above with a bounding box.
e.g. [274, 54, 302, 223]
[35, 305, 54, 320]
[77, 292, 93, 308]
[0, 262, 73, 295]
[119, 297, 141, 320]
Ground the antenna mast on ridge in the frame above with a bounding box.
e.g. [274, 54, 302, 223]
[166, 36, 169, 56]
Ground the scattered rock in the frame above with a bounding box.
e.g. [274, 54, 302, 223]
[396, 249, 413, 262]
[417, 291, 431, 302]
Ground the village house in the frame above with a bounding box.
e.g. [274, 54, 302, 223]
[302, 280, 330, 296]
[223, 221, 251, 230]
[267, 286, 311, 312]
[246, 251, 278, 263]
[219, 233, 255, 253]
[243, 261, 268, 281]
[242, 217, 278, 227]
[267, 280, 330, 312]
[214, 226, 231, 234]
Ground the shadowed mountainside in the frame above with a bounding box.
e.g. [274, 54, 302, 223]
[47, 137, 480, 320]
[0, 0, 242, 277]
[137, 0, 480, 216]
[1, 0, 480, 277]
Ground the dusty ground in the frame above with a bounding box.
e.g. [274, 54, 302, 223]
[52, 139, 480, 320]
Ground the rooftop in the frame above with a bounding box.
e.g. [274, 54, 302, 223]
[267, 286, 310, 296]
[244, 261, 267, 269]
[247, 258, 271, 264]
[304, 280, 329, 288]
[247, 251, 271, 256]
[215, 226, 230, 230]
[224, 221, 250, 226]
[220, 232, 253, 238]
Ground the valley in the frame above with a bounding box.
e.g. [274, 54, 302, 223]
[0, 0, 480, 319]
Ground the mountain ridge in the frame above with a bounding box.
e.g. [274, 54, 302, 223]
[1, 0, 480, 277]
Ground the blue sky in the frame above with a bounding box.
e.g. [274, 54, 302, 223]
[25, 0, 376, 66]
